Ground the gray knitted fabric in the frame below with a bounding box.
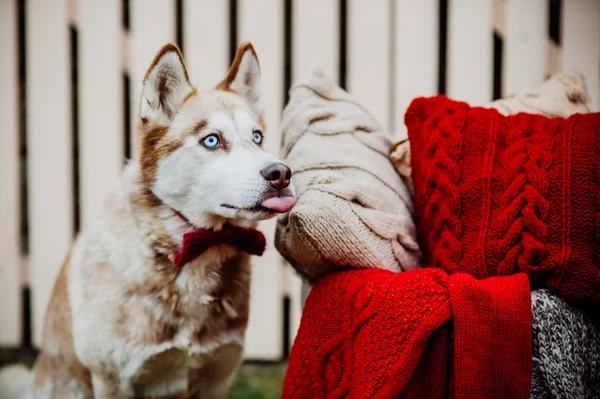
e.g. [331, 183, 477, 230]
[530, 289, 600, 399]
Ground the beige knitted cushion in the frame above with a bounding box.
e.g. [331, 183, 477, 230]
[391, 70, 592, 194]
[275, 67, 420, 283]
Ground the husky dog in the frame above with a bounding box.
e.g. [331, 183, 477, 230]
[24, 42, 295, 398]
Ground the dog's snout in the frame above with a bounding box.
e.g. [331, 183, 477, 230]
[260, 163, 291, 189]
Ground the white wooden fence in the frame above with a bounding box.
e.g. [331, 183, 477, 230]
[0, 0, 598, 361]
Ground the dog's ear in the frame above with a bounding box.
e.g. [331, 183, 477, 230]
[140, 43, 195, 126]
[216, 42, 264, 115]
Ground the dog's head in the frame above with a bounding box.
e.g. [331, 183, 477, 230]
[137, 42, 295, 226]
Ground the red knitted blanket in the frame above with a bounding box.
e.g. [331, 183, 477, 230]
[283, 269, 531, 398]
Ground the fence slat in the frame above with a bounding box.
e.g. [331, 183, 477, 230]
[547, 40, 562, 77]
[183, 1, 229, 91]
[289, 0, 340, 348]
[447, 0, 494, 104]
[395, 0, 439, 137]
[502, 0, 548, 97]
[129, 0, 175, 156]
[292, 0, 339, 83]
[0, 0, 22, 346]
[282, 267, 304, 348]
[79, 0, 123, 229]
[27, 0, 73, 346]
[347, 0, 393, 130]
[562, 0, 600, 111]
[238, 0, 284, 360]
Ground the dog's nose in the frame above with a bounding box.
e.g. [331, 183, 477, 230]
[260, 163, 291, 189]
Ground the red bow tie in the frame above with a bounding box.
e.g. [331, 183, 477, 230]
[173, 224, 267, 268]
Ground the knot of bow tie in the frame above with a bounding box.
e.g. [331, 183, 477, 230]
[173, 224, 267, 268]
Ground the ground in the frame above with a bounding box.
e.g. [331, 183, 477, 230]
[230, 363, 286, 399]
[0, 348, 286, 398]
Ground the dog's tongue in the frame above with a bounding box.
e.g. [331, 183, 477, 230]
[261, 197, 296, 213]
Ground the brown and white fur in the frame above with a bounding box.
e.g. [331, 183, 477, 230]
[22, 42, 295, 399]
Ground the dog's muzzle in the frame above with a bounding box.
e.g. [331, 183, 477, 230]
[259, 163, 295, 213]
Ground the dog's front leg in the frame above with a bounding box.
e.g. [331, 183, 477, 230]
[91, 373, 134, 399]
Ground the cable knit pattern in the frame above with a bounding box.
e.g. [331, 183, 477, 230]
[391, 70, 592, 194]
[421, 101, 467, 273]
[406, 96, 600, 305]
[275, 67, 420, 283]
[496, 115, 555, 275]
[283, 268, 532, 399]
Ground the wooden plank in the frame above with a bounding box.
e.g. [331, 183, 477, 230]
[503, 0, 548, 96]
[0, 0, 22, 346]
[395, 0, 439, 137]
[288, 0, 340, 347]
[347, 0, 393, 130]
[282, 266, 304, 347]
[238, 0, 285, 360]
[79, 0, 124, 229]
[447, 0, 494, 104]
[27, 0, 73, 346]
[129, 0, 175, 157]
[292, 0, 339, 83]
[547, 40, 563, 76]
[183, 1, 229, 91]
[562, 0, 600, 111]
[493, 0, 506, 37]
[68, 0, 77, 26]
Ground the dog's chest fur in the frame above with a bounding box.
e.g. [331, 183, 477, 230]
[62, 165, 251, 396]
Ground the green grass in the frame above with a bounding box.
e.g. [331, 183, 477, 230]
[230, 363, 287, 399]
[0, 348, 37, 368]
[0, 349, 286, 398]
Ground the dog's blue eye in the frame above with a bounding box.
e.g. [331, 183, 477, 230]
[253, 131, 263, 144]
[202, 134, 220, 149]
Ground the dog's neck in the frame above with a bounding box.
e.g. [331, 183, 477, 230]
[115, 163, 253, 327]
[122, 163, 256, 266]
